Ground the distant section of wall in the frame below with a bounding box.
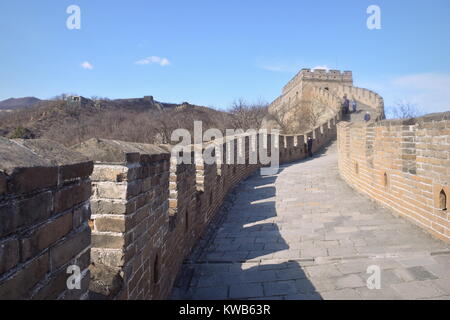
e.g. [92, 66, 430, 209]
[282, 68, 353, 96]
[0, 138, 93, 299]
[333, 85, 385, 120]
[266, 68, 385, 133]
[337, 113, 450, 243]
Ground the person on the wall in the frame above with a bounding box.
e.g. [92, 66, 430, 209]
[342, 95, 350, 115]
[364, 112, 371, 122]
[307, 136, 314, 157]
[352, 98, 357, 113]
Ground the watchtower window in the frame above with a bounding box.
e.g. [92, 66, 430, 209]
[355, 162, 359, 175]
[383, 172, 389, 187]
[439, 189, 447, 211]
[324, 87, 329, 91]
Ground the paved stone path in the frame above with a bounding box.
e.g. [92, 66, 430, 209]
[171, 142, 450, 300]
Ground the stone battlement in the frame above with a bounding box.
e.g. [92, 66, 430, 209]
[0, 107, 340, 299]
[267, 68, 382, 133]
[282, 68, 353, 95]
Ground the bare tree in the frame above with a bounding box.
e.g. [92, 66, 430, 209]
[228, 99, 268, 131]
[388, 101, 423, 119]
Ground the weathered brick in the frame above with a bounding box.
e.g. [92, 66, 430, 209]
[73, 203, 91, 229]
[60, 161, 93, 182]
[89, 263, 123, 298]
[72, 180, 92, 205]
[54, 186, 75, 213]
[0, 253, 49, 299]
[91, 199, 135, 215]
[21, 211, 73, 262]
[91, 234, 125, 249]
[17, 191, 53, 229]
[0, 238, 19, 276]
[31, 266, 68, 300]
[91, 248, 124, 268]
[0, 203, 18, 238]
[95, 182, 127, 199]
[8, 167, 57, 194]
[94, 217, 126, 233]
[49, 225, 90, 270]
[91, 165, 128, 182]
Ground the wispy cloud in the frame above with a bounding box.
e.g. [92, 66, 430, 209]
[312, 65, 330, 71]
[135, 56, 171, 66]
[81, 61, 93, 70]
[258, 60, 332, 73]
[359, 73, 450, 114]
[260, 65, 285, 72]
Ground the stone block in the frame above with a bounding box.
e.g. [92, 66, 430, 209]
[0, 203, 18, 238]
[73, 203, 91, 229]
[17, 191, 53, 230]
[21, 211, 73, 262]
[60, 161, 93, 182]
[8, 167, 57, 194]
[91, 248, 124, 268]
[94, 216, 126, 233]
[95, 182, 128, 200]
[91, 165, 128, 182]
[0, 238, 19, 276]
[0, 253, 49, 300]
[90, 199, 135, 216]
[91, 234, 125, 249]
[49, 225, 91, 270]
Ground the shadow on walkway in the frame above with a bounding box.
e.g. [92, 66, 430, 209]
[170, 156, 327, 300]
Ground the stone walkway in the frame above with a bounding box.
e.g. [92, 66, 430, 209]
[170, 142, 450, 300]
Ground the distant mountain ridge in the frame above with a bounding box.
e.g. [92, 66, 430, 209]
[0, 95, 234, 146]
[0, 97, 42, 110]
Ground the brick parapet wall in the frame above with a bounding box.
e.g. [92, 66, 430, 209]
[337, 113, 450, 243]
[0, 101, 341, 300]
[72, 118, 339, 300]
[0, 138, 93, 300]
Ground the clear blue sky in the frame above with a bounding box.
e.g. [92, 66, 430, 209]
[1, 0, 449, 113]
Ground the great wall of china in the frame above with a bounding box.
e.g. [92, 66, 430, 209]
[0, 69, 449, 300]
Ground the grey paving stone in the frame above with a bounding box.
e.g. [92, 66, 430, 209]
[305, 264, 343, 278]
[263, 280, 298, 296]
[321, 288, 363, 300]
[391, 281, 446, 299]
[229, 283, 264, 299]
[170, 142, 450, 300]
[335, 274, 366, 289]
[357, 287, 403, 300]
[430, 278, 450, 295]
